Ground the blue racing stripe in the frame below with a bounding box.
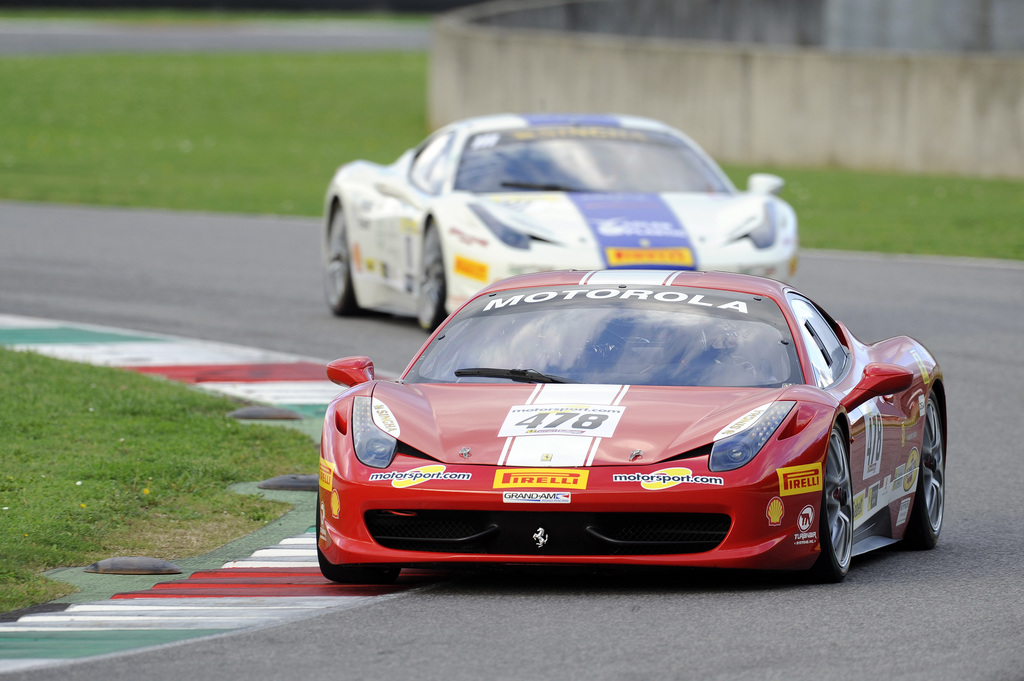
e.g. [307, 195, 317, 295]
[521, 114, 622, 127]
[569, 193, 699, 271]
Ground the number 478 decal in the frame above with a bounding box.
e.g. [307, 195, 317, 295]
[498, 404, 625, 438]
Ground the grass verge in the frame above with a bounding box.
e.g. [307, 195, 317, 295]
[0, 52, 427, 215]
[1, 51, 1021, 260]
[0, 348, 316, 614]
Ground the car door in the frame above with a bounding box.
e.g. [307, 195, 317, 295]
[369, 131, 453, 312]
[789, 295, 909, 541]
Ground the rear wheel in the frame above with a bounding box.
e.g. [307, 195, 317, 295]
[416, 223, 447, 331]
[315, 500, 400, 585]
[904, 396, 945, 549]
[811, 424, 854, 582]
[324, 204, 361, 316]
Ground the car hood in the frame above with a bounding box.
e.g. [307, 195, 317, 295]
[475, 191, 773, 264]
[369, 381, 797, 467]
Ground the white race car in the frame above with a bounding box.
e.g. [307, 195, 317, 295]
[322, 113, 798, 330]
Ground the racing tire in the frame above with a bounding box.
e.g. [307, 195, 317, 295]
[416, 223, 448, 332]
[324, 203, 361, 316]
[810, 424, 854, 583]
[904, 395, 945, 550]
[315, 501, 400, 585]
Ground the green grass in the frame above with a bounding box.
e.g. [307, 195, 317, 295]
[725, 165, 1024, 261]
[0, 348, 315, 614]
[1, 51, 1022, 260]
[0, 52, 427, 215]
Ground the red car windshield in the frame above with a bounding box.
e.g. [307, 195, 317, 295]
[453, 127, 731, 194]
[406, 286, 800, 388]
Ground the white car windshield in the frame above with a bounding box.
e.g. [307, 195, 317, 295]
[453, 127, 731, 194]
[405, 286, 800, 388]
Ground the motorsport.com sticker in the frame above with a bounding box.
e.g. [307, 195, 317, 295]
[502, 491, 571, 504]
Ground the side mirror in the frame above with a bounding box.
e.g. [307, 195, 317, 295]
[326, 356, 375, 386]
[747, 173, 785, 195]
[840, 363, 914, 413]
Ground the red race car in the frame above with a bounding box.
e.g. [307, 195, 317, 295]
[317, 269, 945, 583]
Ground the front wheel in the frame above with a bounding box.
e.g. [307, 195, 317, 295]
[810, 424, 854, 583]
[323, 204, 361, 316]
[315, 501, 400, 585]
[416, 224, 448, 331]
[904, 395, 945, 549]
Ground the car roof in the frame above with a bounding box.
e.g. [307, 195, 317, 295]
[472, 269, 793, 303]
[444, 113, 685, 138]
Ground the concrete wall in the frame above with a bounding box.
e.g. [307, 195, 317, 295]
[825, 0, 1024, 53]
[472, 0, 825, 46]
[429, 1, 1024, 178]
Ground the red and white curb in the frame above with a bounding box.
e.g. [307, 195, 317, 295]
[0, 314, 426, 672]
[0, 313, 343, 413]
[0, 531, 435, 673]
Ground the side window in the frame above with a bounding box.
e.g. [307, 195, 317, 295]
[789, 296, 848, 388]
[409, 133, 454, 195]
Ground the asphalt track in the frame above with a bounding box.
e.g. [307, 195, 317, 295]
[0, 19, 430, 53]
[2, 200, 1024, 680]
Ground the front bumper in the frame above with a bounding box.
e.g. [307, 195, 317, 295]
[318, 457, 825, 572]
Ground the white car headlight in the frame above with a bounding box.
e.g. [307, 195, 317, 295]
[469, 203, 532, 250]
[351, 396, 397, 469]
[709, 401, 794, 471]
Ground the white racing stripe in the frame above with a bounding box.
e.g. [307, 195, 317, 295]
[498, 383, 629, 467]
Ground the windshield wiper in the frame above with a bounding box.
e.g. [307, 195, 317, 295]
[454, 367, 577, 384]
[500, 181, 588, 193]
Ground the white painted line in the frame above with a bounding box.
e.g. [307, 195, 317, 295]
[250, 547, 317, 557]
[0, 315, 62, 329]
[196, 380, 342, 405]
[8, 341, 301, 367]
[221, 558, 319, 569]
[67, 597, 340, 611]
[279, 535, 317, 545]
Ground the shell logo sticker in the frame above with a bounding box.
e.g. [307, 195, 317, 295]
[319, 459, 334, 491]
[766, 496, 784, 526]
[371, 398, 400, 437]
[330, 489, 341, 518]
[904, 448, 920, 492]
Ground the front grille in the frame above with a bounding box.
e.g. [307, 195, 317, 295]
[365, 510, 730, 556]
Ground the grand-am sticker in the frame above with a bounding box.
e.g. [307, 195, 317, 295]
[612, 467, 724, 489]
[369, 465, 471, 488]
[498, 404, 625, 438]
[502, 491, 571, 504]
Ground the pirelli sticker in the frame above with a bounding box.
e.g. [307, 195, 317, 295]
[777, 463, 822, 496]
[454, 255, 489, 282]
[493, 468, 589, 490]
[319, 459, 334, 491]
[605, 247, 694, 267]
